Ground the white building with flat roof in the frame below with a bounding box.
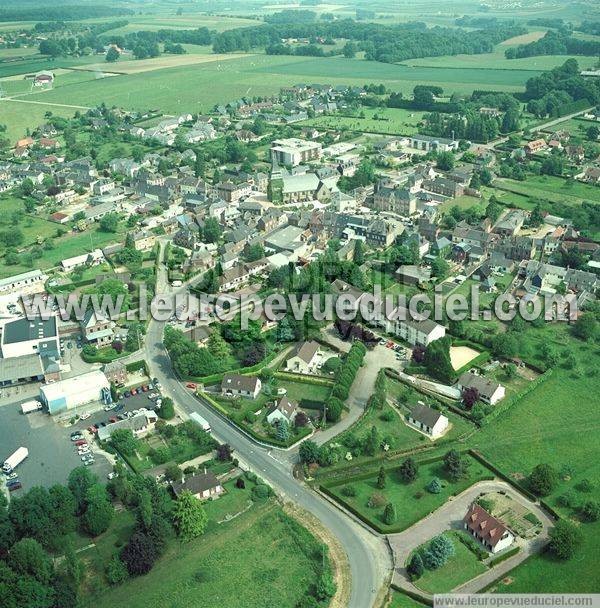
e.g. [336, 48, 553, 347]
[0, 269, 47, 295]
[270, 138, 322, 166]
[39, 370, 110, 415]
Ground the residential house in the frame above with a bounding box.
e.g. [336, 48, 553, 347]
[372, 183, 417, 216]
[131, 230, 156, 252]
[285, 341, 321, 374]
[457, 371, 505, 405]
[395, 265, 431, 286]
[80, 310, 115, 347]
[406, 404, 449, 438]
[221, 373, 262, 399]
[494, 210, 526, 237]
[103, 360, 127, 386]
[384, 307, 446, 347]
[463, 503, 515, 554]
[61, 249, 105, 272]
[266, 396, 298, 426]
[524, 139, 547, 155]
[409, 134, 458, 152]
[171, 471, 224, 501]
[494, 236, 536, 261]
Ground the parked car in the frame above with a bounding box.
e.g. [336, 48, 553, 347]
[109, 416, 118, 423]
[124, 391, 131, 398]
[6, 478, 20, 487]
[107, 472, 118, 480]
[115, 403, 124, 412]
[83, 460, 95, 466]
[131, 388, 137, 396]
[70, 432, 83, 440]
[141, 385, 149, 392]
[8, 482, 22, 491]
[80, 412, 91, 420]
[87, 426, 97, 434]
[75, 440, 87, 446]
[186, 383, 196, 389]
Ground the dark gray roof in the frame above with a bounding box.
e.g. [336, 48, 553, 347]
[409, 404, 444, 427]
[171, 471, 221, 497]
[2, 316, 57, 345]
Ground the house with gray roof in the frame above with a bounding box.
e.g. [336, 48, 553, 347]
[406, 404, 449, 438]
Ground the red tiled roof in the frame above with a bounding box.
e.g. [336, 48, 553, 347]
[463, 503, 510, 549]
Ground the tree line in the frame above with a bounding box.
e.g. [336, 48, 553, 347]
[505, 30, 600, 59]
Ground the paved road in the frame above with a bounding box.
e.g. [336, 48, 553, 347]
[145, 316, 390, 608]
[388, 480, 553, 598]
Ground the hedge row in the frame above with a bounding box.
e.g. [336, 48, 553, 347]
[453, 350, 491, 378]
[539, 499, 561, 520]
[389, 584, 432, 607]
[126, 359, 148, 374]
[468, 449, 538, 502]
[488, 546, 520, 568]
[273, 371, 334, 386]
[81, 349, 129, 364]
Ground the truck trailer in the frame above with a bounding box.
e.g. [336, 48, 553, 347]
[190, 412, 211, 433]
[21, 400, 42, 415]
[3, 447, 29, 474]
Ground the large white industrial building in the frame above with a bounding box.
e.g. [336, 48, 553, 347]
[1, 316, 59, 359]
[39, 370, 110, 415]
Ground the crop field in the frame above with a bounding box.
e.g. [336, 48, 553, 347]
[72, 52, 252, 75]
[2, 52, 539, 120]
[498, 31, 547, 46]
[300, 107, 426, 136]
[403, 52, 598, 72]
[82, 13, 262, 34]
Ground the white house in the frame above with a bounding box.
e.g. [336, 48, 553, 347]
[385, 308, 446, 347]
[221, 373, 261, 400]
[406, 404, 449, 438]
[285, 341, 321, 374]
[266, 396, 298, 426]
[61, 249, 105, 272]
[457, 371, 505, 405]
[463, 502, 515, 554]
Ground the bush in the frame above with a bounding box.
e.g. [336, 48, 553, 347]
[251, 483, 271, 501]
[341, 485, 356, 497]
[549, 519, 583, 560]
[427, 477, 442, 494]
[367, 492, 387, 508]
[158, 397, 175, 420]
[383, 502, 396, 525]
[106, 555, 128, 585]
[580, 500, 600, 522]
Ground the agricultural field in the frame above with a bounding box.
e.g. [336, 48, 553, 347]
[5, 52, 540, 121]
[412, 531, 488, 594]
[300, 107, 426, 136]
[541, 117, 600, 137]
[326, 454, 491, 533]
[403, 51, 598, 72]
[83, 500, 327, 608]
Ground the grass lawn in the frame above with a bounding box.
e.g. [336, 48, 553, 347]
[370, 269, 417, 297]
[202, 478, 254, 526]
[327, 455, 491, 533]
[389, 591, 429, 608]
[495, 176, 600, 206]
[280, 379, 331, 405]
[83, 501, 327, 608]
[412, 531, 487, 594]
[493, 521, 600, 594]
[299, 107, 426, 136]
[0, 99, 78, 142]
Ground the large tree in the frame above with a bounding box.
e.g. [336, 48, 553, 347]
[548, 519, 583, 560]
[171, 490, 208, 541]
[121, 532, 157, 575]
[529, 463, 558, 497]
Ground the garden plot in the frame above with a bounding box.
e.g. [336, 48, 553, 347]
[481, 492, 542, 539]
[450, 346, 481, 371]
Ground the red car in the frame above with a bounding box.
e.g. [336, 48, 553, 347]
[186, 382, 196, 389]
[8, 482, 22, 492]
[75, 440, 87, 446]
[141, 385, 149, 392]
[88, 426, 98, 434]
[130, 388, 137, 395]
[109, 416, 118, 423]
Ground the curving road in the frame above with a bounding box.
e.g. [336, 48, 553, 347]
[145, 316, 390, 608]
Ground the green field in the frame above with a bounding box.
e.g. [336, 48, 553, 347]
[412, 531, 487, 594]
[0, 99, 80, 141]
[495, 175, 600, 206]
[327, 455, 491, 533]
[403, 52, 598, 72]
[300, 107, 426, 136]
[84, 501, 327, 608]
[389, 591, 429, 608]
[6, 52, 538, 119]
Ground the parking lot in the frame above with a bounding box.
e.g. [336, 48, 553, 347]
[0, 399, 112, 498]
[70, 389, 160, 436]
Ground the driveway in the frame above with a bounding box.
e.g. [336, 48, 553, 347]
[388, 480, 554, 597]
[312, 341, 399, 446]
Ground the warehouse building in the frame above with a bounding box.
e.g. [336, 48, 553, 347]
[1, 315, 60, 359]
[39, 370, 110, 415]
